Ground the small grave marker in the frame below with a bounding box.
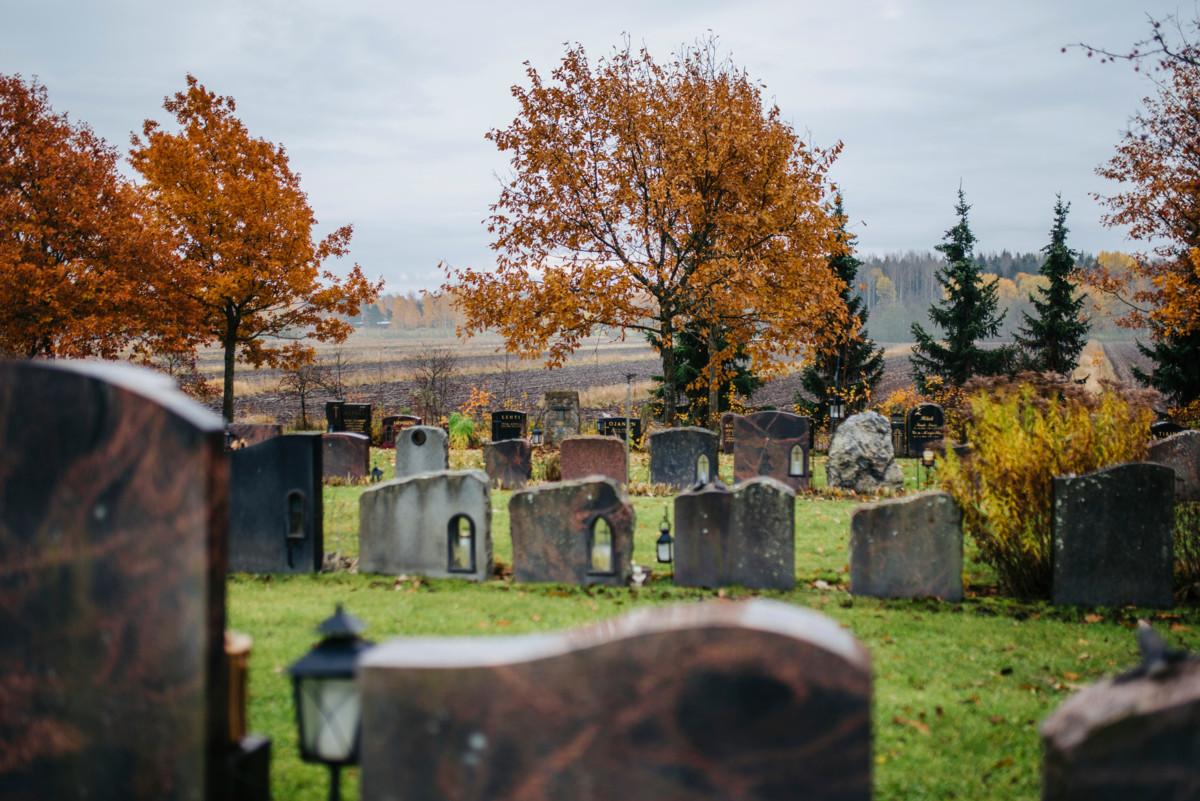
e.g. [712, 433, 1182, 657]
[490, 409, 527, 442]
[395, 425, 450, 479]
[483, 438, 532, 490]
[560, 435, 628, 484]
[905, 403, 945, 458]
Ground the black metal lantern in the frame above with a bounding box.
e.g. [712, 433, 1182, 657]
[828, 392, 845, 422]
[920, 448, 936, 487]
[289, 605, 374, 801]
[656, 509, 674, 564]
[530, 427, 544, 447]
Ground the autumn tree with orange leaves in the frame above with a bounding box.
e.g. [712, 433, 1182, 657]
[1080, 15, 1200, 403]
[0, 74, 175, 358]
[446, 39, 846, 425]
[131, 75, 381, 420]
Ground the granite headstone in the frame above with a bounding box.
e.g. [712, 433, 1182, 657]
[0, 360, 231, 801]
[827, 411, 905, 493]
[849, 491, 963, 601]
[380, 415, 422, 449]
[673, 477, 796, 590]
[543, 390, 581, 445]
[732, 410, 812, 491]
[648, 426, 719, 489]
[905, 403, 945, 458]
[230, 433, 324, 574]
[483, 438, 532, 490]
[359, 600, 872, 801]
[359, 470, 492, 581]
[560, 435, 627, 484]
[720, 412, 738, 454]
[510, 477, 634, 586]
[395, 425, 450, 478]
[1147, 429, 1200, 502]
[226, 422, 282, 450]
[490, 410, 527, 442]
[322, 431, 370, 482]
[1052, 462, 1175, 608]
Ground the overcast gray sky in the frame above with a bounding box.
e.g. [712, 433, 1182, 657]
[2, 0, 1187, 293]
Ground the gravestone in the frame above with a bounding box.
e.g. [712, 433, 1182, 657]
[543, 390, 581, 445]
[889, 413, 907, 459]
[322, 432, 370, 482]
[325, 400, 372, 437]
[597, 416, 642, 444]
[483, 438, 532, 490]
[395, 425, 449, 478]
[230, 434, 323, 574]
[720, 412, 738, 454]
[226, 422, 282, 450]
[827, 411, 904, 493]
[673, 478, 796, 590]
[0, 360, 232, 800]
[560, 435, 627, 484]
[1147, 429, 1200, 502]
[359, 470, 492, 580]
[1052, 462, 1175, 608]
[490, 409, 527, 442]
[649, 426, 720, 489]
[510, 478, 634, 586]
[380, 415, 422, 449]
[905, 403, 945, 458]
[1041, 652, 1200, 801]
[849, 491, 962, 601]
[732, 410, 813, 491]
[359, 599, 872, 801]
[1150, 419, 1186, 439]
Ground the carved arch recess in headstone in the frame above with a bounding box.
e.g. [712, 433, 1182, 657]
[359, 599, 872, 801]
[0, 360, 229, 801]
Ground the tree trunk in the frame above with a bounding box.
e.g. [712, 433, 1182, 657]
[221, 321, 237, 423]
[661, 317, 677, 426]
[706, 326, 720, 431]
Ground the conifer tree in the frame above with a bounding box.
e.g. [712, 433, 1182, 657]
[649, 322, 761, 424]
[1134, 328, 1200, 406]
[796, 196, 884, 422]
[910, 189, 1013, 389]
[1015, 196, 1090, 374]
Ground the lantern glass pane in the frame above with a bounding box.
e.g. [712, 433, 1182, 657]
[657, 538, 672, 563]
[788, 444, 804, 477]
[589, 517, 613, 574]
[448, 515, 475, 573]
[695, 454, 710, 484]
[287, 491, 305, 539]
[298, 677, 360, 763]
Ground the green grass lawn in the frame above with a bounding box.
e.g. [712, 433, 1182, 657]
[230, 449, 1200, 801]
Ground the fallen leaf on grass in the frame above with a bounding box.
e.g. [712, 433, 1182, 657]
[892, 715, 930, 735]
[1083, 613, 1103, 624]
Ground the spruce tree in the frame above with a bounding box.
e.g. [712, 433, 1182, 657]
[1134, 328, 1200, 406]
[1015, 196, 1090, 374]
[796, 196, 884, 423]
[648, 322, 761, 423]
[910, 189, 1014, 389]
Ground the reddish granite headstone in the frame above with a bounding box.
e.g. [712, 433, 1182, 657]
[1041, 653, 1200, 801]
[322, 431, 370, 481]
[510, 477, 634, 586]
[359, 599, 872, 801]
[0, 361, 231, 801]
[483, 438, 532, 490]
[560, 435, 627, 484]
[733, 410, 812, 491]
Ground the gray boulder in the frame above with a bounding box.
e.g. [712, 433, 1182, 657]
[826, 411, 904, 492]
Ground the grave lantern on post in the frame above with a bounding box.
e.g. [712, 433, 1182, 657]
[530, 427, 544, 447]
[827, 391, 844, 424]
[289, 604, 374, 801]
[656, 509, 674, 564]
[920, 448, 936, 488]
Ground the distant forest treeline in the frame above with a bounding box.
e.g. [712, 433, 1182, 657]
[350, 251, 1143, 341]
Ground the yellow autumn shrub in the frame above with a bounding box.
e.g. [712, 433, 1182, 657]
[940, 378, 1153, 598]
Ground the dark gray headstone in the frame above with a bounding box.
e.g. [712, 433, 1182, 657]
[395, 425, 449, 478]
[1147, 429, 1200, 502]
[490, 410, 527, 442]
[1052, 462, 1175, 608]
[359, 600, 872, 801]
[230, 434, 324, 574]
[732, 410, 812, 491]
[1041, 653, 1200, 801]
[510, 478, 634, 586]
[905, 403, 945, 458]
[597, 416, 642, 444]
[325, 400, 372, 437]
[359, 470, 492, 580]
[674, 477, 795, 590]
[649, 426, 719, 489]
[483, 438, 532, 490]
[322, 431, 370, 482]
[0, 360, 231, 801]
[850, 491, 962, 601]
